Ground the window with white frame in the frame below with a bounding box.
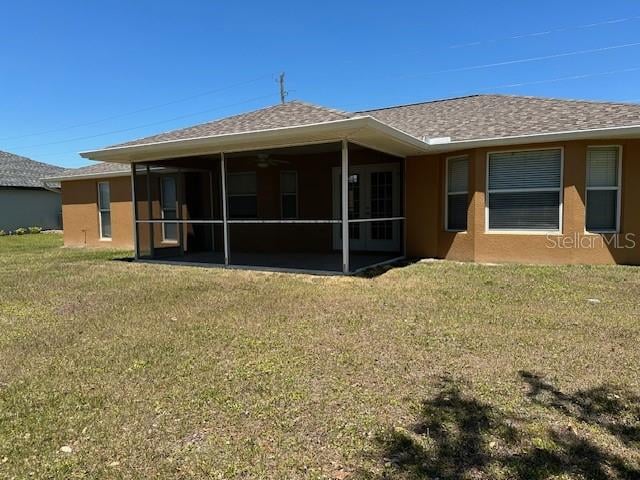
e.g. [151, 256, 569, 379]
[280, 171, 298, 219]
[586, 146, 621, 232]
[228, 172, 257, 219]
[446, 156, 468, 231]
[487, 148, 562, 231]
[160, 176, 178, 242]
[97, 181, 111, 239]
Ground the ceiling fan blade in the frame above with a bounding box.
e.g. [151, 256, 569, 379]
[253, 154, 291, 167]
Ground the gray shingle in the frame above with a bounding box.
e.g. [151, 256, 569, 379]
[111, 101, 352, 148]
[360, 94, 640, 141]
[0, 151, 64, 188]
[53, 162, 130, 178]
[99, 95, 640, 151]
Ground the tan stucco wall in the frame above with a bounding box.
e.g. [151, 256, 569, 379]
[63, 138, 640, 265]
[406, 138, 640, 265]
[61, 176, 133, 248]
[61, 148, 400, 254]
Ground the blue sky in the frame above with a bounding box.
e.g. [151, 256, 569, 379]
[1, 1, 639, 168]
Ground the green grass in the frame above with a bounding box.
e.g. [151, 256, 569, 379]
[1, 233, 639, 479]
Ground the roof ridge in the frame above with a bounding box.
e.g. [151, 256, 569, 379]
[479, 92, 640, 107]
[356, 95, 487, 113]
[357, 93, 640, 113]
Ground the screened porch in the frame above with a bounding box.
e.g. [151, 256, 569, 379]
[131, 141, 405, 274]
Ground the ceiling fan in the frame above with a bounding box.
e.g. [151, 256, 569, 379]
[255, 153, 291, 168]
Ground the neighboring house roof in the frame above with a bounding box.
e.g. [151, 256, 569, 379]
[0, 150, 64, 188]
[360, 94, 640, 141]
[44, 161, 130, 182]
[111, 101, 352, 148]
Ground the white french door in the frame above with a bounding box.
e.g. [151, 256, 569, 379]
[332, 163, 402, 252]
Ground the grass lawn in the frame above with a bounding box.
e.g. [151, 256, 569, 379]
[1, 233, 639, 479]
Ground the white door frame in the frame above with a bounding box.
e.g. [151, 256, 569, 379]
[332, 166, 366, 250]
[332, 163, 402, 252]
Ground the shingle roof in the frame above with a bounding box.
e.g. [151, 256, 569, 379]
[52, 161, 130, 179]
[360, 94, 640, 141]
[0, 150, 64, 188]
[111, 101, 352, 148]
[100, 94, 640, 151]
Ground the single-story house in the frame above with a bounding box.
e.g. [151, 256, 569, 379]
[0, 150, 64, 232]
[46, 94, 640, 273]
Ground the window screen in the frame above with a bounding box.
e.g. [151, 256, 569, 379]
[586, 147, 620, 232]
[487, 149, 562, 230]
[446, 156, 468, 231]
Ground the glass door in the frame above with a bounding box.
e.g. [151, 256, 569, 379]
[333, 164, 401, 252]
[363, 165, 401, 252]
[332, 168, 366, 250]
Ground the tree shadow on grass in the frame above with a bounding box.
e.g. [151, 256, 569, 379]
[363, 374, 640, 479]
[520, 371, 640, 450]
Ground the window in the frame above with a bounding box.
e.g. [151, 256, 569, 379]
[487, 148, 562, 231]
[280, 171, 298, 219]
[161, 176, 178, 242]
[446, 156, 468, 231]
[97, 181, 111, 239]
[586, 146, 621, 232]
[228, 172, 257, 219]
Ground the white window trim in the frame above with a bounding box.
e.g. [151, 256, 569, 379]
[585, 145, 622, 234]
[97, 181, 111, 241]
[444, 155, 469, 232]
[160, 175, 179, 244]
[485, 147, 564, 234]
[280, 170, 298, 219]
[227, 171, 258, 219]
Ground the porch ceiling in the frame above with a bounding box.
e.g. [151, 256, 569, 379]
[79, 117, 428, 163]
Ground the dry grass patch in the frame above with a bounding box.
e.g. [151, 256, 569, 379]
[0, 234, 639, 479]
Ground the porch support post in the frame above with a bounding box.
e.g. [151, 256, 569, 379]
[130, 163, 139, 259]
[220, 152, 230, 266]
[146, 164, 155, 258]
[341, 140, 349, 273]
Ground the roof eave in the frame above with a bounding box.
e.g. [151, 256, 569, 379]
[423, 124, 640, 153]
[43, 170, 132, 182]
[0, 183, 59, 190]
[79, 116, 429, 163]
[77, 117, 640, 163]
